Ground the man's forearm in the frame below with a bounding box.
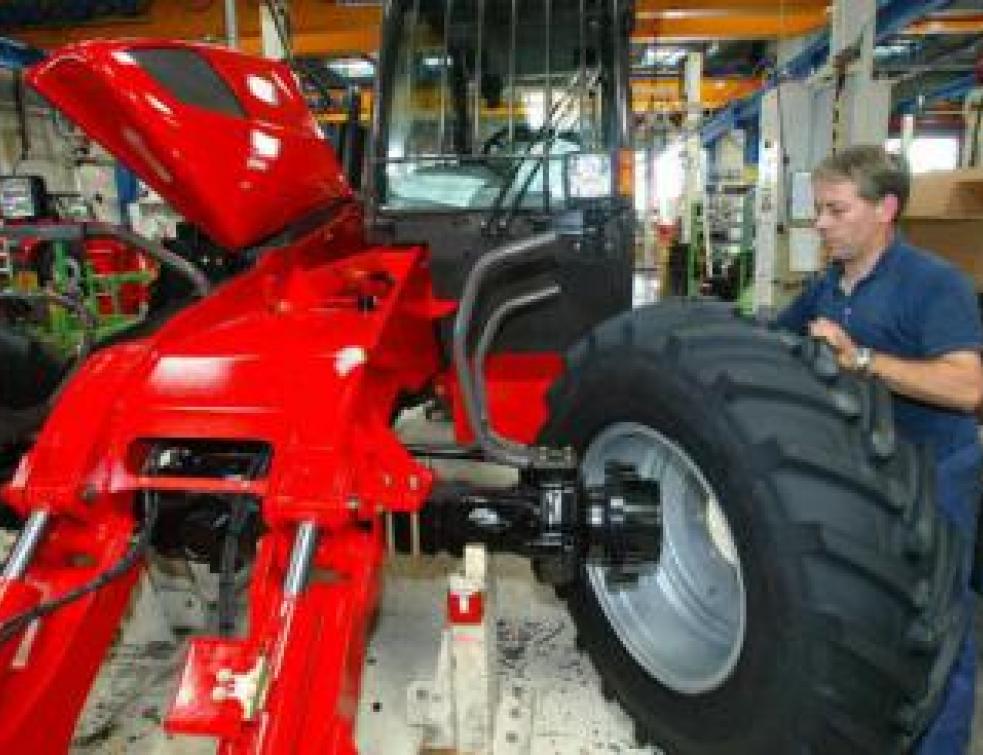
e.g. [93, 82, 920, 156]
[869, 352, 983, 412]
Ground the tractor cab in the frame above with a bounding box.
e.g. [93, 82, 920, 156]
[368, 0, 635, 353]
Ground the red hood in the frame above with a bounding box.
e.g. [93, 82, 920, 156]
[28, 40, 352, 250]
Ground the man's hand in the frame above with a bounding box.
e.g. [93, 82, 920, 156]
[807, 318, 983, 412]
[808, 317, 859, 371]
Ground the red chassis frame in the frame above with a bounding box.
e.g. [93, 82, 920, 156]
[0, 40, 563, 754]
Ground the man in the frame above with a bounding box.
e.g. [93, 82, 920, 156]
[775, 144, 983, 754]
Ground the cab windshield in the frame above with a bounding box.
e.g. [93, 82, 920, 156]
[377, 0, 611, 212]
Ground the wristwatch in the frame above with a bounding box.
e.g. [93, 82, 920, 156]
[854, 346, 874, 376]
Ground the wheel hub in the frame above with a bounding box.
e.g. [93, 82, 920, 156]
[582, 422, 746, 695]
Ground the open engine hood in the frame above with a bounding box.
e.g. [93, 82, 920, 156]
[28, 39, 352, 250]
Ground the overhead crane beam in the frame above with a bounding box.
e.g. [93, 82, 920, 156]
[9, 0, 382, 56]
[10, 0, 971, 119]
[633, 0, 829, 41]
[16, 1, 973, 55]
[632, 9, 829, 42]
[632, 77, 764, 111]
[904, 12, 983, 36]
[12, 0, 978, 54]
[636, 0, 828, 11]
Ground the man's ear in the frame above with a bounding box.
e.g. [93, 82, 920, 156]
[878, 193, 900, 223]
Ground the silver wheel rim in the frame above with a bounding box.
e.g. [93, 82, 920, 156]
[582, 422, 746, 694]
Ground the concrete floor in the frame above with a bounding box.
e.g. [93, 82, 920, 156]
[62, 559, 983, 755]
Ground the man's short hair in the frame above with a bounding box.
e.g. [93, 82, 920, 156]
[812, 145, 911, 220]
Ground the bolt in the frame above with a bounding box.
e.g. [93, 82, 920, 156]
[382, 474, 392, 488]
[510, 706, 521, 719]
[408, 475, 420, 491]
[346, 497, 360, 511]
[506, 731, 519, 744]
[416, 688, 429, 701]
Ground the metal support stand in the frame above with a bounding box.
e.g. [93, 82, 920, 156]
[407, 544, 534, 754]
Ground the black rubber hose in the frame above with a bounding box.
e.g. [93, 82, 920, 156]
[83, 224, 210, 299]
[0, 451, 163, 645]
[0, 492, 158, 646]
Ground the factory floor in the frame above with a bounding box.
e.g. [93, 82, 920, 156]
[65, 552, 654, 755]
[61, 566, 983, 755]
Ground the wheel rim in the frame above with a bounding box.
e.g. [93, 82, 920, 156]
[582, 422, 746, 694]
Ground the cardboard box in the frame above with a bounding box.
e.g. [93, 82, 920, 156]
[901, 169, 983, 290]
[905, 168, 983, 219]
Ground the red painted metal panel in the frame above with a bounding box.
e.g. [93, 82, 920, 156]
[0, 207, 451, 749]
[27, 40, 352, 250]
[446, 352, 565, 445]
[0, 527, 142, 755]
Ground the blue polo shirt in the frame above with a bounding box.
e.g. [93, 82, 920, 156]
[776, 235, 982, 459]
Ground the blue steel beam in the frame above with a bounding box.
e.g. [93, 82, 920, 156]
[701, 0, 954, 147]
[0, 37, 45, 70]
[700, 90, 766, 146]
[894, 73, 977, 115]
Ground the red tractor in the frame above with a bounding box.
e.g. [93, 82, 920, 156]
[0, 3, 968, 753]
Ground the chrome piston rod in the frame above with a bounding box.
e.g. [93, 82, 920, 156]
[2, 510, 50, 580]
[282, 521, 319, 597]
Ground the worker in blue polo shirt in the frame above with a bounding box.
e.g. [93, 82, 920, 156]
[776, 144, 983, 755]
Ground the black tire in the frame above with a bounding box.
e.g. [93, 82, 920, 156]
[0, 323, 63, 410]
[0, 325, 59, 524]
[539, 300, 966, 755]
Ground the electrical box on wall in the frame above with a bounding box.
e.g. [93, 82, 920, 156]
[0, 174, 47, 220]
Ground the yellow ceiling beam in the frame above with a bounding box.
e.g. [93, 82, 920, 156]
[637, 0, 828, 12]
[13, 1, 975, 57]
[632, 76, 763, 111]
[633, 8, 828, 42]
[904, 12, 983, 36]
[636, 0, 829, 20]
[11, 0, 381, 56]
[14, 0, 833, 52]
